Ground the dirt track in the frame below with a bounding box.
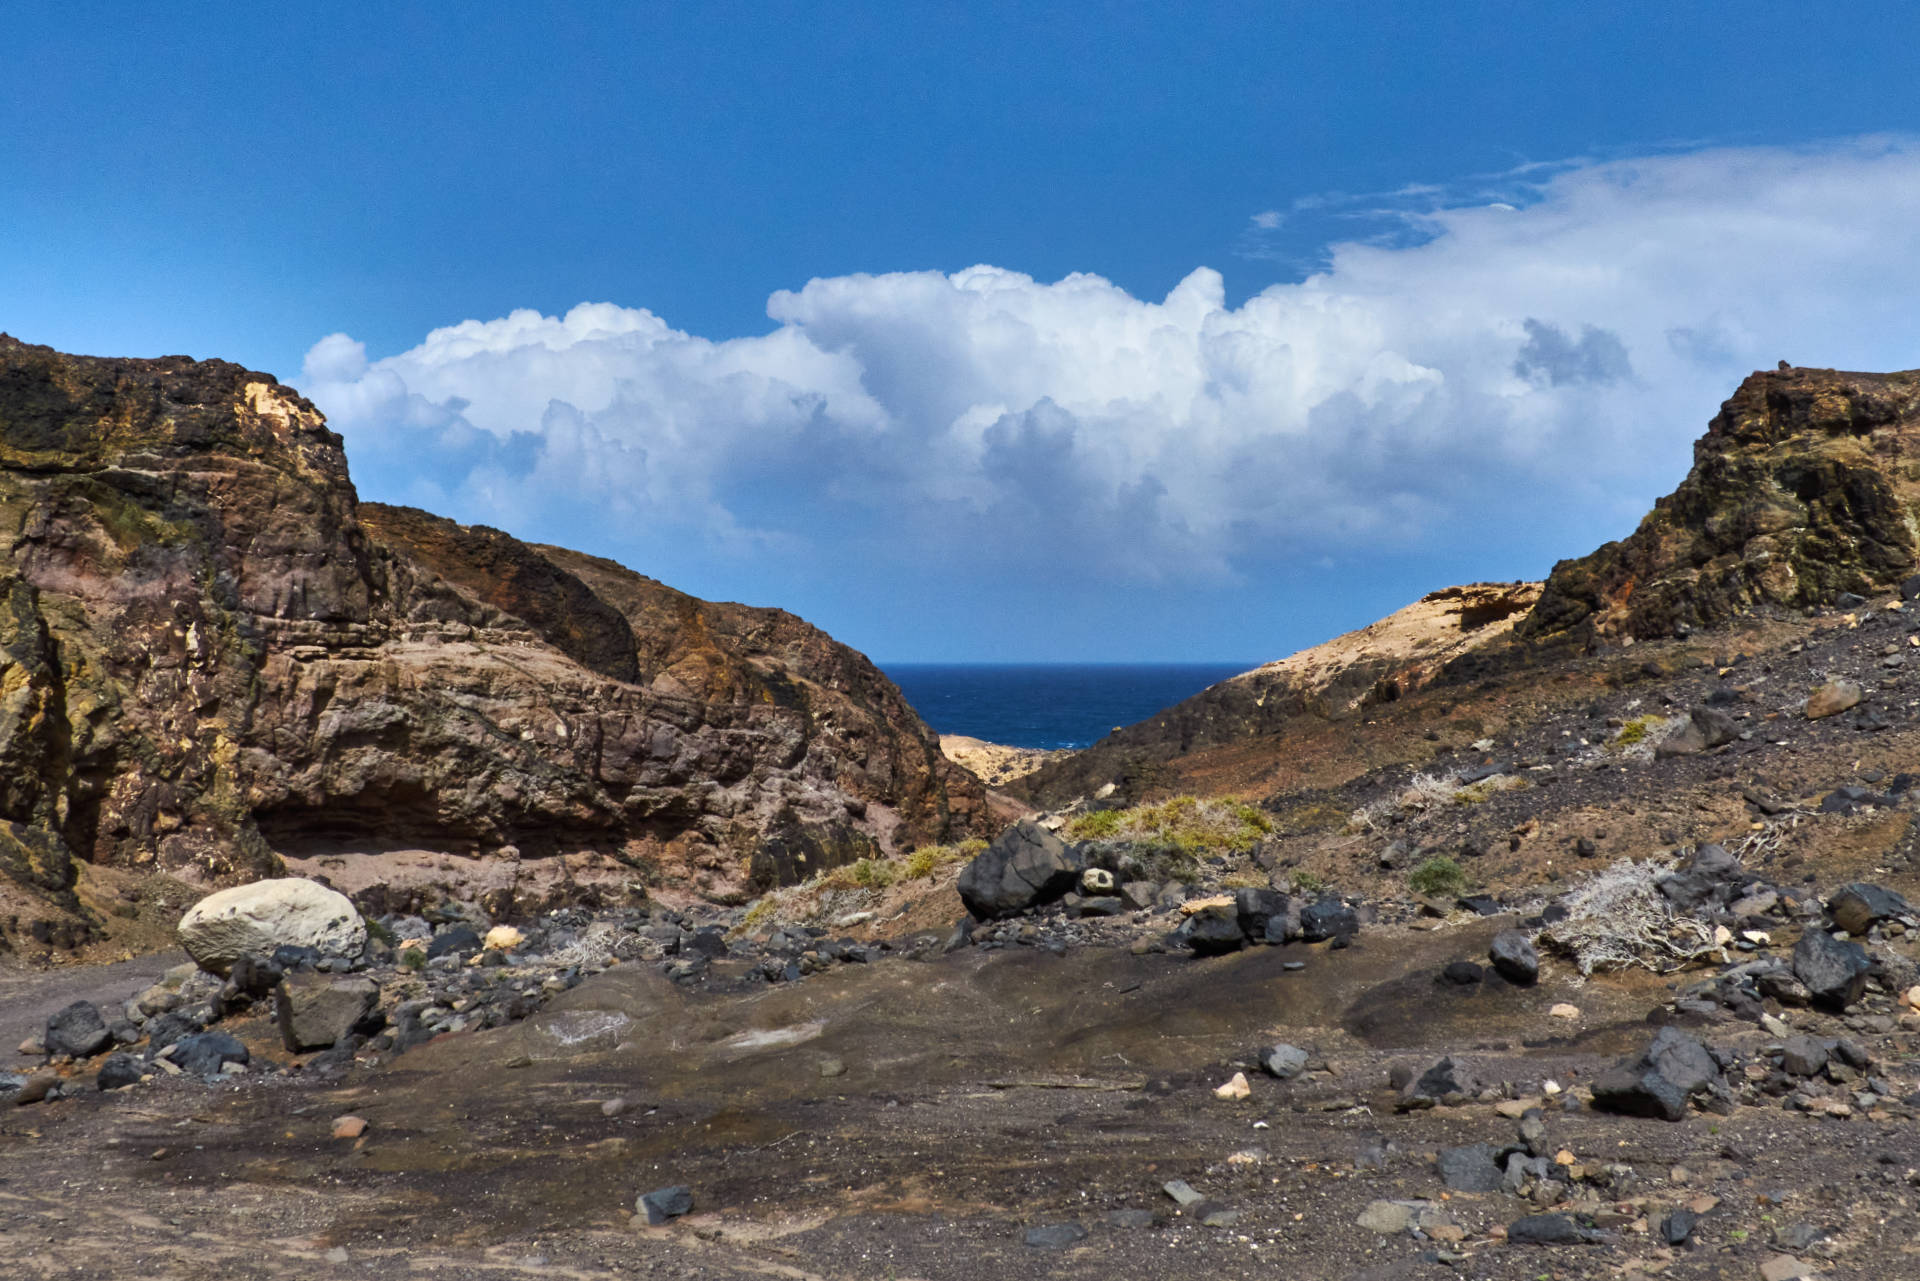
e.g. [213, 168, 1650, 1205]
[6, 922, 1918, 1280]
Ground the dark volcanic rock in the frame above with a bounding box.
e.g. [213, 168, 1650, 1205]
[1297, 897, 1358, 943]
[1591, 1028, 1720, 1121]
[427, 926, 482, 960]
[1508, 1213, 1598, 1245]
[1488, 930, 1539, 984]
[96, 1053, 143, 1091]
[44, 1000, 110, 1059]
[1184, 906, 1247, 957]
[957, 821, 1082, 920]
[1523, 366, 1920, 642]
[1234, 888, 1289, 941]
[276, 973, 380, 1052]
[638, 1185, 694, 1225]
[1828, 883, 1912, 935]
[0, 335, 984, 941]
[168, 1031, 248, 1077]
[1437, 1142, 1506, 1192]
[1792, 928, 1871, 1011]
[1397, 1056, 1478, 1110]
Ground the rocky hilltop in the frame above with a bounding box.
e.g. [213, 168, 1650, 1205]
[1524, 364, 1920, 642]
[1025, 364, 1920, 808]
[0, 336, 983, 947]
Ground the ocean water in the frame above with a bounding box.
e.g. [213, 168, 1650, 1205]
[881, 663, 1255, 751]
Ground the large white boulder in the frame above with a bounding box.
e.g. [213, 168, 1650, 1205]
[177, 878, 366, 975]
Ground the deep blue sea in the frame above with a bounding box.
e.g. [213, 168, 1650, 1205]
[881, 663, 1254, 751]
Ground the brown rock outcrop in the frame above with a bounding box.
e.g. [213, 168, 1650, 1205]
[1522, 365, 1920, 641]
[0, 335, 983, 940]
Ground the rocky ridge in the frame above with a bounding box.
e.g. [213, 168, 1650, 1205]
[0, 335, 984, 951]
[1023, 364, 1920, 810]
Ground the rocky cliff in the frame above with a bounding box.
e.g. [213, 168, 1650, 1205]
[0, 336, 983, 944]
[1522, 365, 1920, 641]
[1025, 365, 1920, 809]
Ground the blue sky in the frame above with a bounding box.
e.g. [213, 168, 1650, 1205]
[9, 3, 1920, 662]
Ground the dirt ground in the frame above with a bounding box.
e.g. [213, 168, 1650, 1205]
[6, 915, 1919, 1281]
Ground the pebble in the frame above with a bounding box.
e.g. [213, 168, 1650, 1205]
[1023, 1223, 1087, 1248]
[1549, 1003, 1581, 1020]
[1163, 1179, 1204, 1207]
[637, 1185, 694, 1225]
[331, 1115, 368, 1139]
[1213, 1071, 1251, 1100]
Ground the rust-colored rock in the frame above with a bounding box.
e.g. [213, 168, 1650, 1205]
[1523, 365, 1920, 642]
[0, 335, 983, 938]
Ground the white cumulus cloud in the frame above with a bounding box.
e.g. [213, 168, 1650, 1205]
[300, 137, 1920, 609]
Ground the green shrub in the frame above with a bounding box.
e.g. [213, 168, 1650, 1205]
[1407, 856, 1468, 897]
[1063, 795, 1270, 855]
[1614, 715, 1662, 747]
[1290, 869, 1327, 894]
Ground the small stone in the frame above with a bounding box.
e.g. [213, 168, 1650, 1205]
[96, 1054, 144, 1091]
[1549, 1003, 1580, 1020]
[637, 1185, 694, 1225]
[1258, 1043, 1308, 1080]
[1759, 1255, 1815, 1281]
[1213, 1071, 1250, 1100]
[1163, 1179, 1204, 1207]
[600, 1098, 629, 1117]
[331, 1115, 368, 1139]
[1356, 1200, 1417, 1234]
[1779, 1036, 1827, 1078]
[818, 1057, 846, 1078]
[1662, 1207, 1698, 1245]
[1105, 1208, 1155, 1228]
[1023, 1222, 1087, 1248]
[483, 925, 524, 952]
[1805, 680, 1862, 720]
[1507, 1213, 1595, 1244]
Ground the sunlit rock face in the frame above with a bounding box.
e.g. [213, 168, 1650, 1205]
[0, 335, 984, 937]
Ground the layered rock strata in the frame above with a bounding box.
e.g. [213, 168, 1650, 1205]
[0, 336, 982, 941]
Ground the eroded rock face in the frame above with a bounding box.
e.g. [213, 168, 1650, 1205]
[0, 336, 984, 939]
[1524, 366, 1920, 642]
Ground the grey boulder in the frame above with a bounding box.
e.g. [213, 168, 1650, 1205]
[1437, 1142, 1506, 1192]
[1590, 1027, 1719, 1121]
[956, 821, 1083, 919]
[1259, 1043, 1309, 1080]
[1488, 930, 1539, 984]
[44, 1000, 111, 1059]
[276, 973, 380, 1052]
[1792, 928, 1870, 1012]
[1827, 883, 1911, 935]
[168, 1031, 248, 1077]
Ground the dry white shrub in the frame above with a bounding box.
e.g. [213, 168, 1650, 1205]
[1347, 768, 1528, 832]
[1537, 859, 1718, 977]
